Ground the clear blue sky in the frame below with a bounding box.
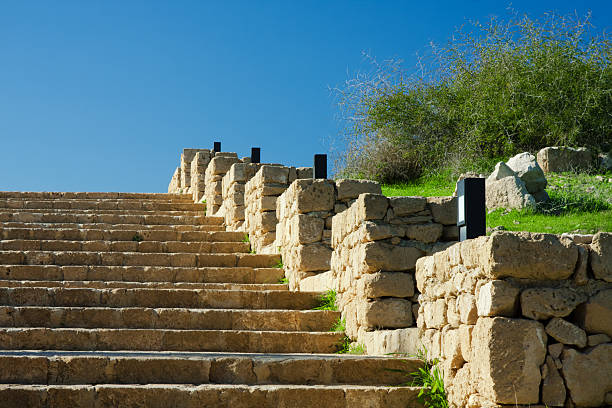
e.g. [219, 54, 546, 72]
[1, 1, 610, 192]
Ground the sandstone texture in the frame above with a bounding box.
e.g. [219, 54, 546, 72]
[537, 146, 594, 173]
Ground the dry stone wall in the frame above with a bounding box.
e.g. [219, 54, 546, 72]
[168, 167, 181, 194]
[190, 150, 213, 202]
[221, 162, 265, 231]
[415, 231, 612, 408]
[275, 179, 381, 291]
[244, 166, 313, 254]
[330, 193, 458, 352]
[203, 153, 241, 216]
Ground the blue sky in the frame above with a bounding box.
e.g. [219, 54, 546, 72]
[1, 1, 610, 192]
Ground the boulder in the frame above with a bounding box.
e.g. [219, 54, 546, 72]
[521, 288, 586, 320]
[335, 179, 381, 201]
[506, 152, 547, 193]
[599, 152, 612, 171]
[537, 146, 594, 173]
[541, 355, 567, 407]
[485, 175, 536, 210]
[545, 317, 587, 348]
[573, 289, 612, 337]
[488, 161, 516, 181]
[562, 344, 612, 407]
[590, 232, 612, 282]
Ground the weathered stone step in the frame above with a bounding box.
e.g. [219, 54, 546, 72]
[0, 192, 192, 200]
[0, 265, 284, 284]
[1, 208, 205, 217]
[0, 212, 218, 226]
[0, 306, 338, 331]
[0, 328, 344, 353]
[0, 251, 279, 268]
[0, 280, 287, 291]
[0, 199, 203, 211]
[0, 240, 250, 254]
[0, 287, 318, 309]
[1, 227, 242, 242]
[0, 383, 423, 408]
[0, 221, 225, 232]
[0, 351, 420, 386]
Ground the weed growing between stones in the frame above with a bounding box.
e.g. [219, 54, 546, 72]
[273, 258, 283, 268]
[131, 234, 143, 242]
[241, 234, 250, 243]
[313, 289, 338, 311]
[330, 317, 346, 332]
[335, 336, 366, 354]
[278, 277, 289, 284]
[389, 348, 448, 408]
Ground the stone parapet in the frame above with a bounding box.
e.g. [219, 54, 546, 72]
[190, 151, 213, 202]
[221, 162, 268, 231]
[204, 153, 241, 216]
[244, 166, 313, 254]
[415, 231, 612, 408]
[168, 167, 181, 194]
[180, 149, 211, 193]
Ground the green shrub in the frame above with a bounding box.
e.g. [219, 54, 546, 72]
[313, 289, 338, 311]
[334, 10, 611, 182]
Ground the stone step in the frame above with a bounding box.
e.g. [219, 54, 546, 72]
[0, 192, 193, 200]
[0, 306, 339, 331]
[0, 383, 423, 408]
[0, 280, 287, 291]
[0, 265, 284, 284]
[1, 208, 205, 216]
[0, 351, 420, 386]
[0, 240, 250, 254]
[0, 251, 279, 268]
[0, 199, 203, 211]
[0, 328, 345, 353]
[1, 228, 242, 242]
[0, 212, 219, 226]
[0, 221, 225, 232]
[0, 287, 319, 309]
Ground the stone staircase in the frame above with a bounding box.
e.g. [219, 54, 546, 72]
[0, 192, 423, 407]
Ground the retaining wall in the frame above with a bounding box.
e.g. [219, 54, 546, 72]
[415, 231, 612, 407]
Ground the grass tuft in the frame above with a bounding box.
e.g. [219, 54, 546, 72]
[313, 289, 338, 311]
[330, 317, 346, 332]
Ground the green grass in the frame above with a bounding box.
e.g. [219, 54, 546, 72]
[241, 234, 250, 243]
[383, 170, 612, 234]
[278, 277, 289, 284]
[330, 317, 346, 332]
[313, 289, 338, 311]
[335, 336, 366, 354]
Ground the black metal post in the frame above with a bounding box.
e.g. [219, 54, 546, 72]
[251, 147, 261, 164]
[456, 178, 486, 241]
[314, 154, 327, 179]
[213, 141, 221, 152]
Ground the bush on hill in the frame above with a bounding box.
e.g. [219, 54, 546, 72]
[334, 10, 611, 183]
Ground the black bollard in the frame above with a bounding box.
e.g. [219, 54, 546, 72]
[456, 178, 486, 241]
[251, 147, 261, 164]
[314, 154, 327, 179]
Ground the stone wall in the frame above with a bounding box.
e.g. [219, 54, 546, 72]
[190, 150, 213, 202]
[203, 153, 241, 216]
[180, 149, 210, 193]
[168, 167, 181, 194]
[415, 231, 612, 408]
[243, 166, 313, 254]
[221, 162, 265, 231]
[275, 179, 381, 291]
[330, 193, 458, 353]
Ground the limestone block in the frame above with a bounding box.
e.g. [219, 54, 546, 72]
[426, 196, 457, 225]
[355, 194, 389, 221]
[260, 184, 288, 197]
[457, 293, 478, 325]
[471, 317, 546, 404]
[545, 318, 587, 348]
[485, 175, 536, 210]
[292, 214, 324, 244]
[254, 211, 277, 233]
[296, 167, 313, 179]
[208, 156, 241, 175]
[293, 243, 332, 272]
[485, 231, 578, 280]
[587, 333, 611, 347]
[388, 196, 427, 217]
[359, 327, 421, 356]
[291, 179, 335, 213]
[541, 355, 566, 407]
[424, 298, 447, 329]
[442, 328, 465, 368]
[573, 244, 589, 286]
[521, 287, 587, 320]
[476, 280, 519, 317]
[335, 179, 381, 201]
[562, 344, 612, 407]
[590, 232, 612, 282]
[257, 165, 290, 184]
[358, 242, 424, 272]
[458, 324, 473, 362]
[446, 297, 460, 327]
[537, 146, 594, 173]
[358, 298, 413, 329]
[573, 288, 612, 337]
[254, 196, 277, 212]
[506, 152, 547, 193]
[404, 223, 443, 243]
[359, 221, 404, 242]
[442, 225, 459, 241]
[359, 272, 415, 298]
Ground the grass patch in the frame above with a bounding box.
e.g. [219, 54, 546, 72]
[242, 234, 250, 243]
[335, 336, 366, 354]
[330, 317, 346, 332]
[388, 347, 448, 408]
[273, 258, 283, 269]
[278, 277, 289, 284]
[383, 170, 612, 234]
[313, 289, 338, 311]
